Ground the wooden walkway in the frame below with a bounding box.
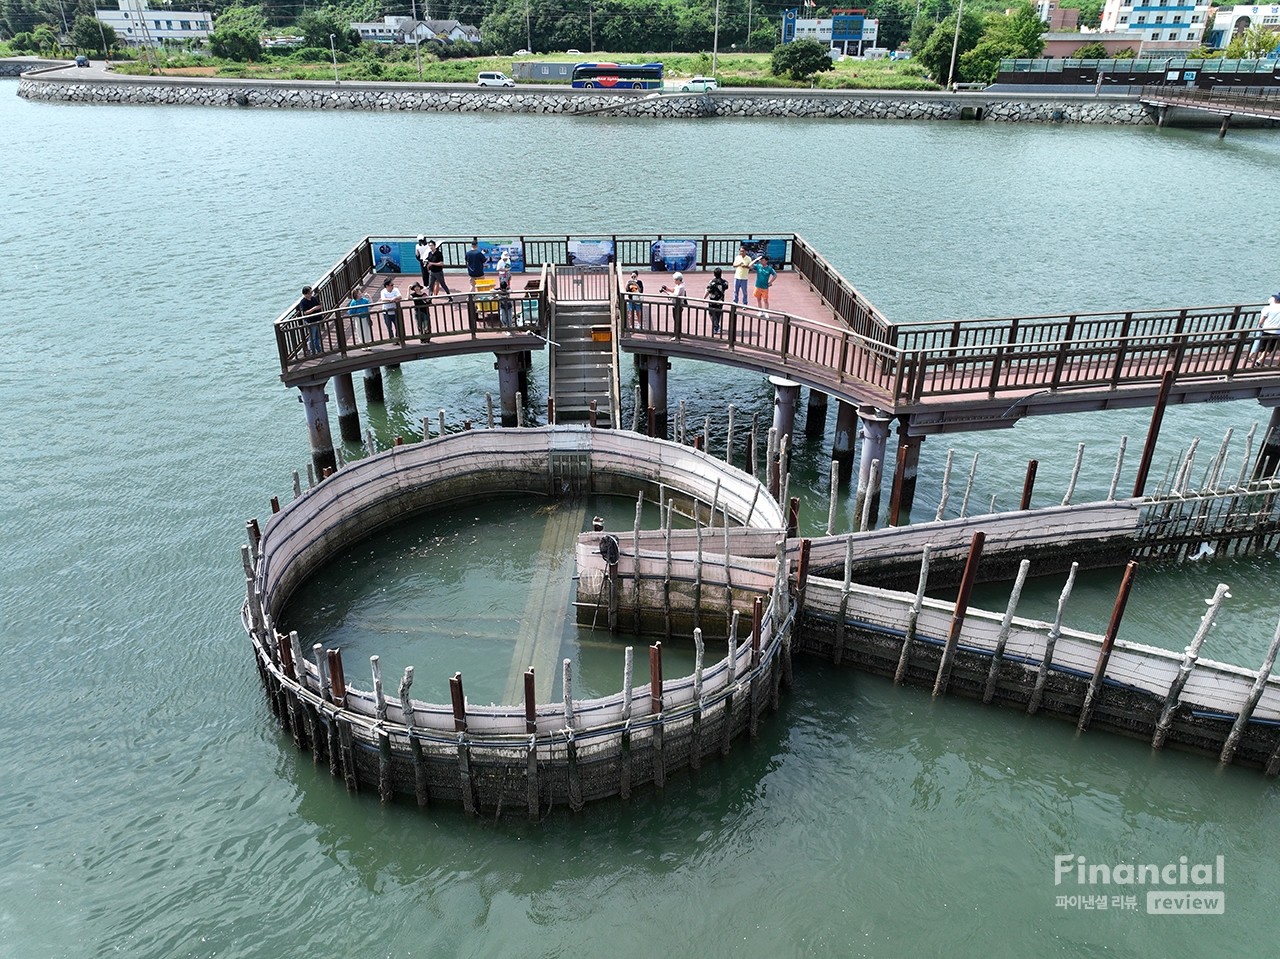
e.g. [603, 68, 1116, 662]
[275, 233, 1280, 434]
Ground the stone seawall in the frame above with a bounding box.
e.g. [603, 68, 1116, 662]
[17, 72, 1159, 124]
[0, 58, 69, 77]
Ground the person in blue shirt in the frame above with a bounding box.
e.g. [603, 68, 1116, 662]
[347, 290, 371, 344]
[465, 240, 487, 293]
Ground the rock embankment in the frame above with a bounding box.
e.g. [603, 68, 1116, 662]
[16, 73, 1158, 124]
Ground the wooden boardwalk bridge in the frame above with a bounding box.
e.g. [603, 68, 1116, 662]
[1140, 83, 1280, 137]
[275, 232, 1280, 522]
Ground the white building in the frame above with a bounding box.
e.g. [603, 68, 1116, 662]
[95, 1, 212, 44]
[350, 16, 481, 44]
[1206, 4, 1280, 47]
[1099, 0, 1211, 45]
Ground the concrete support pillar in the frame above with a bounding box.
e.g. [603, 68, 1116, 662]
[333, 372, 361, 443]
[854, 406, 893, 529]
[362, 366, 384, 405]
[805, 389, 828, 438]
[1253, 406, 1280, 480]
[496, 351, 522, 427]
[770, 376, 801, 449]
[645, 356, 670, 440]
[888, 419, 923, 526]
[300, 383, 337, 479]
[832, 400, 858, 485]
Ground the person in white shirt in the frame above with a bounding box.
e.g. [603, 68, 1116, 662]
[414, 235, 431, 285]
[660, 272, 687, 329]
[1251, 293, 1280, 364]
[379, 277, 401, 339]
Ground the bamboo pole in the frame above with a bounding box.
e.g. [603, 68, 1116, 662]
[983, 559, 1030, 704]
[895, 544, 932, 684]
[958, 452, 978, 519]
[1108, 435, 1127, 501]
[827, 459, 840, 536]
[936, 448, 954, 521]
[1028, 563, 1078, 715]
[1153, 583, 1228, 749]
[1062, 443, 1085, 506]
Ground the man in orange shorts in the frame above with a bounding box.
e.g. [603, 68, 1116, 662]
[752, 254, 777, 312]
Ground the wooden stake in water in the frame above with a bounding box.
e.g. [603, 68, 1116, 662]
[1219, 609, 1280, 765]
[438, 409, 446, 437]
[1236, 423, 1258, 488]
[562, 659, 575, 729]
[1077, 560, 1138, 732]
[933, 533, 984, 696]
[1208, 428, 1234, 491]
[958, 452, 978, 519]
[364, 428, 376, 458]
[516, 392, 526, 428]
[632, 386, 641, 433]
[983, 559, 1030, 704]
[895, 544, 932, 684]
[725, 404, 735, 466]
[632, 491, 644, 635]
[1108, 435, 1127, 501]
[1153, 583, 1228, 748]
[292, 470, 302, 499]
[936, 448, 955, 521]
[486, 392, 494, 429]
[1028, 562, 1078, 715]
[370, 654, 386, 721]
[306, 463, 316, 489]
[621, 646, 634, 720]
[859, 458, 880, 532]
[679, 400, 687, 445]
[1062, 443, 1085, 506]
[827, 459, 840, 536]
[703, 414, 711, 452]
[749, 413, 759, 478]
[834, 534, 855, 666]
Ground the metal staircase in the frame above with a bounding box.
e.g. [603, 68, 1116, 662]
[549, 266, 620, 427]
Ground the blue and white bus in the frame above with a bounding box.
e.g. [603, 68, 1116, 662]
[570, 62, 664, 90]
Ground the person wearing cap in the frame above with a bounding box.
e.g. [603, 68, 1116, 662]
[414, 235, 432, 285]
[732, 244, 753, 306]
[1252, 292, 1280, 364]
[625, 270, 644, 328]
[425, 241, 451, 297]
[497, 279, 514, 332]
[659, 272, 687, 329]
[706, 267, 729, 335]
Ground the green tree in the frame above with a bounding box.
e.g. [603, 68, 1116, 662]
[1112, 46, 1135, 58]
[770, 37, 833, 81]
[1071, 40, 1109, 58]
[296, 6, 358, 53]
[70, 13, 114, 52]
[914, 6, 982, 84]
[210, 4, 265, 60]
[1057, 0, 1102, 29]
[1240, 22, 1280, 57]
[746, 20, 777, 52]
[32, 21, 56, 51]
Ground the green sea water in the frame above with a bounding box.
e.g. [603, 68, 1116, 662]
[4, 86, 1280, 957]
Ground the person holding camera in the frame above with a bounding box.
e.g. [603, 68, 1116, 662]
[659, 272, 687, 329]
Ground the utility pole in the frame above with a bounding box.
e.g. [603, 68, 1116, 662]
[946, 0, 964, 89]
[412, 0, 422, 79]
[525, 0, 532, 52]
[330, 33, 339, 83]
[589, 2, 594, 53]
[712, 0, 720, 74]
[747, 0, 753, 41]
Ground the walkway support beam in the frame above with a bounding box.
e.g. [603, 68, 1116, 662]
[299, 383, 337, 479]
[854, 406, 893, 530]
[496, 352, 522, 428]
[333, 372, 361, 443]
[645, 356, 670, 440]
[832, 400, 857, 485]
[888, 421, 923, 526]
[770, 376, 802, 449]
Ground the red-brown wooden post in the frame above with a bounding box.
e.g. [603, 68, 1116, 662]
[1133, 368, 1175, 497]
[647, 407, 656, 437]
[795, 539, 812, 614]
[524, 668, 536, 734]
[449, 671, 467, 732]
[649, 643, 663, 714]
[1020, 459, 1038, 510]
[1078, 561, 1139, 732]
[270, 496, 280, 514]
[589, 400, 598, 428]
[933, 531, 986, 696]
[787, 496, 800, 538]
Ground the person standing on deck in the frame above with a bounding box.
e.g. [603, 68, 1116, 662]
[497, 280, 514, 332]
[348, 289, 372, 344]
[752, 255, 777, 313]
[659, 272, 687, 329]
[408, 281, 430, 340]
[706, 267, 729, 334]
[426, 241, 451, 297]
[465, 240, 486, 293]
[379, 277, 401, 338]
[625, 271, 644, 328]
[496, 250, 512, 288]
[299, 285, 323, 354]
[732, 244, 753, 305]
[414, 235, 432, 285]
[1251, 293, 1280, 364]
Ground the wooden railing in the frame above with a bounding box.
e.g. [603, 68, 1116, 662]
[276, 278, 548, 374]
[790, 235, 894, 343]
[620, 286, 1274, 410]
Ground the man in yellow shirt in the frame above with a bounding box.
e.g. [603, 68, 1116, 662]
[732, 244, 753, 306]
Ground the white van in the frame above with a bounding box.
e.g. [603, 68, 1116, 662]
[477, 72, 516, 87]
